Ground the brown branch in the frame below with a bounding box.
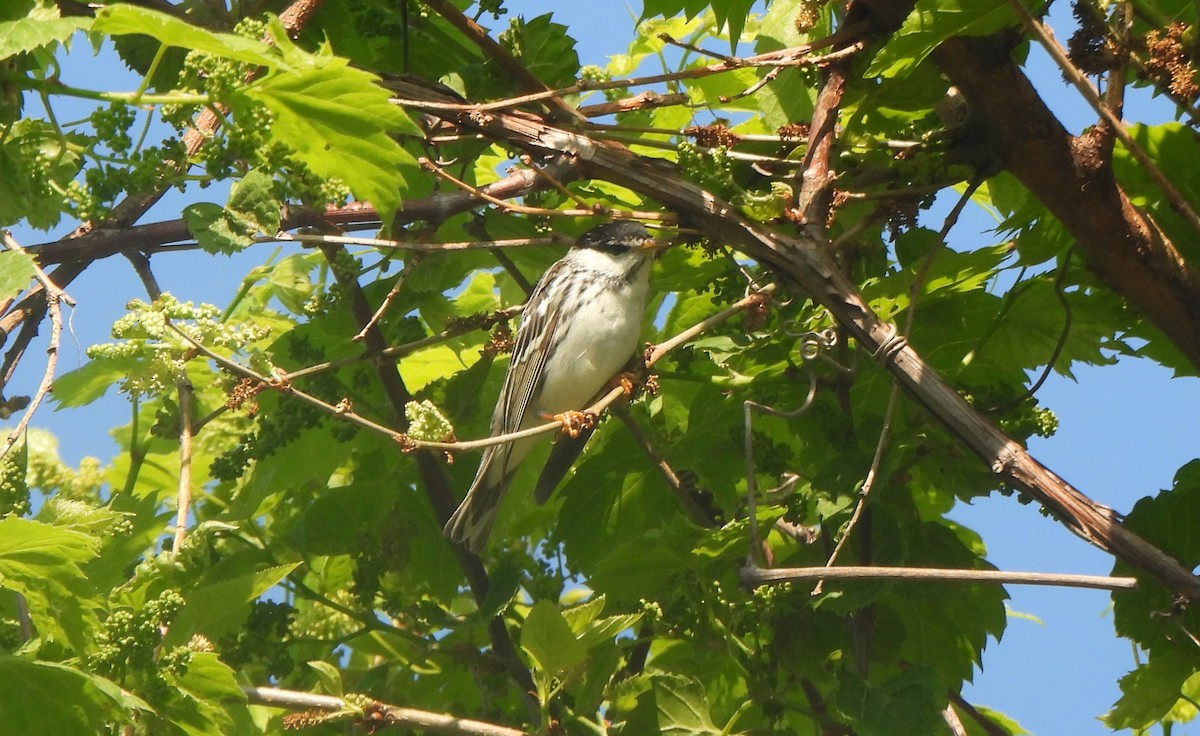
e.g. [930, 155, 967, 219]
[797, 59, 850, 226]
[418, 157, 671, 222]
[742, 564, 1138, 591]
[611, 403, 716, 528]
[242, 685, 528, 736]
[578, 91, 690, 117]
[1002, 0, 1200, 234]
[29, 160, 577, 266]
[814, 386, 898, 594]
[948, 692, 1011, 736]
[386, 30, 864, 114]
[167, 323, 407, 442]
[930, 33, 1200, 372]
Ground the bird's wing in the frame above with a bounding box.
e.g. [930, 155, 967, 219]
[445, 262, 570, 551]
[494, 259, 568, 438]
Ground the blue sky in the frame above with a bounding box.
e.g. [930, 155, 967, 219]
[11, 2, 1200, 733]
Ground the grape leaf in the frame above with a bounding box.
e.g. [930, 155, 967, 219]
[0, 657, 150, 731]
[92, 5, 283, 69]
[245, 63, 420, 222]
[0, 249, 35, 302]
[0, 5, 87, 60]
[521, 599, 587, 674]
[0, 517, 100, 652]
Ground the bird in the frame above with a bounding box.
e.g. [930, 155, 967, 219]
[444, 221, 661, 552]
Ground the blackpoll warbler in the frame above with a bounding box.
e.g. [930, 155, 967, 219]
[445, 222, 660, 552]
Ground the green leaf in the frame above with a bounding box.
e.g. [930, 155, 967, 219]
[653, 674, 721, 736]
[731, 182, 792, 222]
[1113, 460, 1200, 655]
[577, 612, 643, 650]
[866, 0, 1024, 78]
[0, 517, 99, 652]
[92, 5, 284, 69]
[164, 652, 249, 736]
[226, 168, 280, 237]
[1114, 123, 1200, 265]
[52, 355, 143, 408]
[1105, 649, 1197, 730]
[183, 202, 254, 256]
[398, 344, 467, 393]
[245, 63, 420, 222]
[0, 120, 81, 228]
[835, 667, 948, 736]
[521, 599, 587, 674]
[710, 0, 757, 49]
[308, 660, 345, 697]
[182, 170, 281, 255]
[165, 562, 299, 646]
[562, 594, 606, 633]
[0, 656, 150, 731]
[0, 248, 35, 302]
[174, 652, 246, 703]
[498, 14, 579, 88]
[0, 6, 86, 61]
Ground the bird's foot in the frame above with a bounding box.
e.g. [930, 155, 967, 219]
[606, 364, 657, 400]
[543, 409, 597, 439]
[611, 371, 638, 397]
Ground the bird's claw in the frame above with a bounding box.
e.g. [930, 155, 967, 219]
[614, 371, 637, 397]
[543, 410, 597, 438]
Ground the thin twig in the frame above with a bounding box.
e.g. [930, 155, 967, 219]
[905, 180, 982, 334]
[389, 33, 857, 114]
[172, 376, 194, 554]
[578, 91, 690, 117]
[353, 267, 408, 342]
[815, 181, 980, 589]
[242, 685, 529, 736]
[943, 703, 969, 736]
[275, 233, 565, 252]
[418, 157, 671, 221]
[0, 233, 73, 460]
[742, 564, 1138, 590]
[593, 133, 808, 167]
[172, 281, 777, 457]
[612, 403, 715, 527]
[167, 323, 407, 443]
[422, 0, 580, 122]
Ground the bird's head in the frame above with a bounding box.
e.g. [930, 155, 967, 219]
[575, 221, 661, 257]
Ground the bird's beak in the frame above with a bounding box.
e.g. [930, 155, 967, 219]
[638, 235, 662, 251]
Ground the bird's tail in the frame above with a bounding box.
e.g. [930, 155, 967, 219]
[444, 450, 512, 553]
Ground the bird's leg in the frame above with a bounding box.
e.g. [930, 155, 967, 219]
[606, 349, 656, 400]
[541, 409, 597, 438]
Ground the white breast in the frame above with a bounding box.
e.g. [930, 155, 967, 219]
[526, 255, 651, 421]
